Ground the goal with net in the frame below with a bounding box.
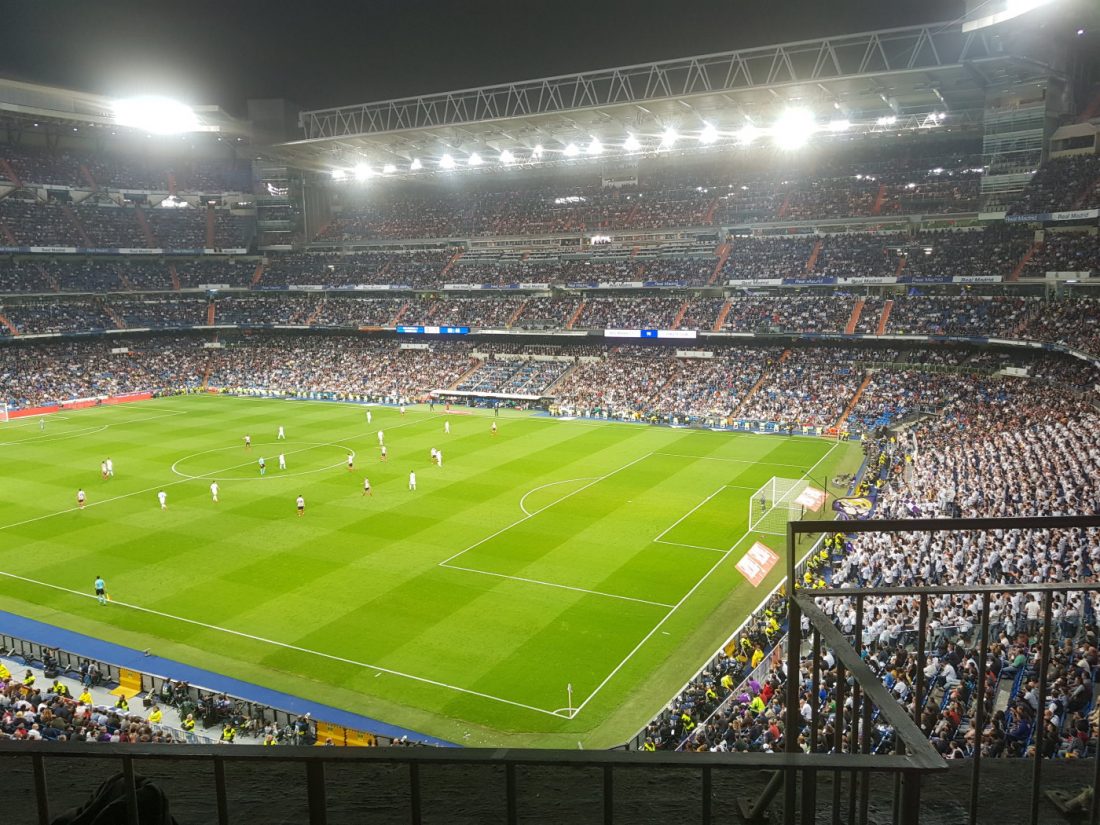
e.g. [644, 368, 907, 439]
[748, 476, 815, 535]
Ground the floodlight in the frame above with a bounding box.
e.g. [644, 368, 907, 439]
[735, 124, 760, 146]
[468, 152, 483, 167]
[440, 153, 456, 170]
[409, 158, 422, 171]
[827, 119, 851, 133]
[876, 115, 898, 126]
[699, 123, 718, 144]
[500, 149, 516, 164]
[382, 163, 397, 174]
[623, 134, 642, 152]
[112, 96, 201, 135]
[772, 108, 816, 150]
[660, 127, 678, 148]
[587, 137, 603, 156]
[354, 164, 371, 181]
[563, 142, 580, 157]
[532, 144, 544, 158]
[331, 169, 347, 181]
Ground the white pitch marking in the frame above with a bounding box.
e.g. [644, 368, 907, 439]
[518, 477, 597, 517]
[569, 440, 841, 717]
[652, 484, 728, 544]
[0, 425, 110, 447]
[0, 569, 563, 718]
[437, 452, 654, 568]
[653, 540, 727, 554]
[652, 451, 815, 470]
[170, 442, 355, 481]
[440, 563, 674, 608]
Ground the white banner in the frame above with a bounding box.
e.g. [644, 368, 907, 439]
[676, 350, 714, 359]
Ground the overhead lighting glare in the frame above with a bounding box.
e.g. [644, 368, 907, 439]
[876, 115, 898, 126]
[112, 96, 201, 135]
[772, 108, 816, 150]
[623, 134, 642, 152]
[500, 149, 516, 164]
[699, 123, 718, 144]
[827, 119, 851, 133]
[382, 163, 397, 174]
[331, 169, 347, 181]
[409, 158, 422, 171]
[440, 153, 456, 170]
[354, 164, 371, 181]
[563, 142, 580, 157]
[586, 137, 603, 156]
[532, 144, 544, 158]
[660, 127, 678, 148]
[735, 124, 760, 146]
[468, 152, 483, 167]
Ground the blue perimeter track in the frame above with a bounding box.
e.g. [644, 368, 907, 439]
[0, 610, 456, 747]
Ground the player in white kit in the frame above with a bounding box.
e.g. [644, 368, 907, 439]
[157, 490, 167, 510]
[278, 453, 286, 470]
[377, 429, 384, 446]
[436, 449, 443, 467]
[366, 410, 373, 424]
[380, 445, 388, 461]
[259, 457, 266, 476]
[444, 420, 450, 434]
[362, 478, 372, 497]
[277, 426, 285, 440]
[408, 471, 416, 491]
[105, 457, 114, 477]
[210, 481, 219, 503]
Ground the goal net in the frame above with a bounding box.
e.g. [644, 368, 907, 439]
[748, 477, 813, 535]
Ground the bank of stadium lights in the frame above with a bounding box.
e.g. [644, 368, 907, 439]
[468, 152, 483, 167]
[354, 163, 371, 181]
[623, 134, 642, 152]
[827, 119, 851, 133]
[409, 158, 422, 171]
[876, 115, 898, 126]
[499, 149, 516, 164]
[660, 127, 678, 149]
[563, 142, 580, 158]
[382, 163, 397, 175]
[331, 169, 347, 181]
[439, 153, 456, 170]
[532, 144, 544, 159]
[735, 123, 760, 147]
[772, 108, 816, 150]
[586, 137, 603, 156]
[112, 96, 201, 135]
[699, 123, 718, 145]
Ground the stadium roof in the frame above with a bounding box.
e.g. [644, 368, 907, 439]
[0, 77, 249, 137]
[271, 21, 1054, 175]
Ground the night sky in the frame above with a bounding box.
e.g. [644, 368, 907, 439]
[7, 0, 962, 113]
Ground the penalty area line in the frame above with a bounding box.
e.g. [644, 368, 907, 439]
[0, 569, 564, 719]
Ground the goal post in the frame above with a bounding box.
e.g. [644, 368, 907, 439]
[748, 476, 813, 536]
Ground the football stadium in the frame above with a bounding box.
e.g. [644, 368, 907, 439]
[2, 0, 1100, 821]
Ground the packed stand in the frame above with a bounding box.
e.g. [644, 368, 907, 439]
[1009, 155, 1100, 216]
[721, 295, 854, 333]
[736, 347, 865, 427]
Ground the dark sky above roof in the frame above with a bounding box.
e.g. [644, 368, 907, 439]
[7, 0, 962, 113]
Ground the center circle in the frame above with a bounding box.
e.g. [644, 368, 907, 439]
[170, 442, 356, 481]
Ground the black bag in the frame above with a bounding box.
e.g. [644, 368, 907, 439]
[50, 772, 178, 825]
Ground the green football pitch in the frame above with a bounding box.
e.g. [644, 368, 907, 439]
[0, 395, 858, 747]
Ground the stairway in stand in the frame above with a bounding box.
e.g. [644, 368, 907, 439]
[875, 300, 894, 335]
[844, 298, 866, 334]
[732, 349, 791, 416]
[706, 241, 732, 286]
[671, 300, 691, 330]
[1008, 241, 1042, 282]
[506, 300, 528, 329]
[0, 312, 19, 336]
[834, 373, 873, 430]
[712, 298, 733, 332]
[565, 300, 586, 330]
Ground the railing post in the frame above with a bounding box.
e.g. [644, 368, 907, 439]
[849, 594, 865, 820]
[900, 770, 922, 825]
[702, 765, 712, 825]
[32, 753, 49, 825]
[785, 520, 801, 822]
[914, 595, 928, 728]
[506, 762, 517, 825]
[968, 591, 992, 825]
[1028, 590, 1054, 825]
[214, 756, 229, 825]
[409, 761, 422, 825]
[121, 755, 140, 825]
[306, 760, 327, 825]
[811, 628, 821, 753]
[833, 656, 846, 825]
[603, 764, 613, 825]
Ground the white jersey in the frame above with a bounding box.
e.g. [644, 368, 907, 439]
[400, 405, 406, 415]
[77, 490, 86, 502]
[210, 482, 219, 500]
[278, 454, 286, 469]
[444, 421, 450, 434]
[157, 491, 167, 508]
[377, 430, 384, 445]
[366, 410, 373, 424]
[105, 459, 114, 476]
[409, 472, 416, 490]
[363, 478, 371, 490]
[436, 450, 443, 467]
[277, 426, 285, 439]
[296, 496, 305, 509]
